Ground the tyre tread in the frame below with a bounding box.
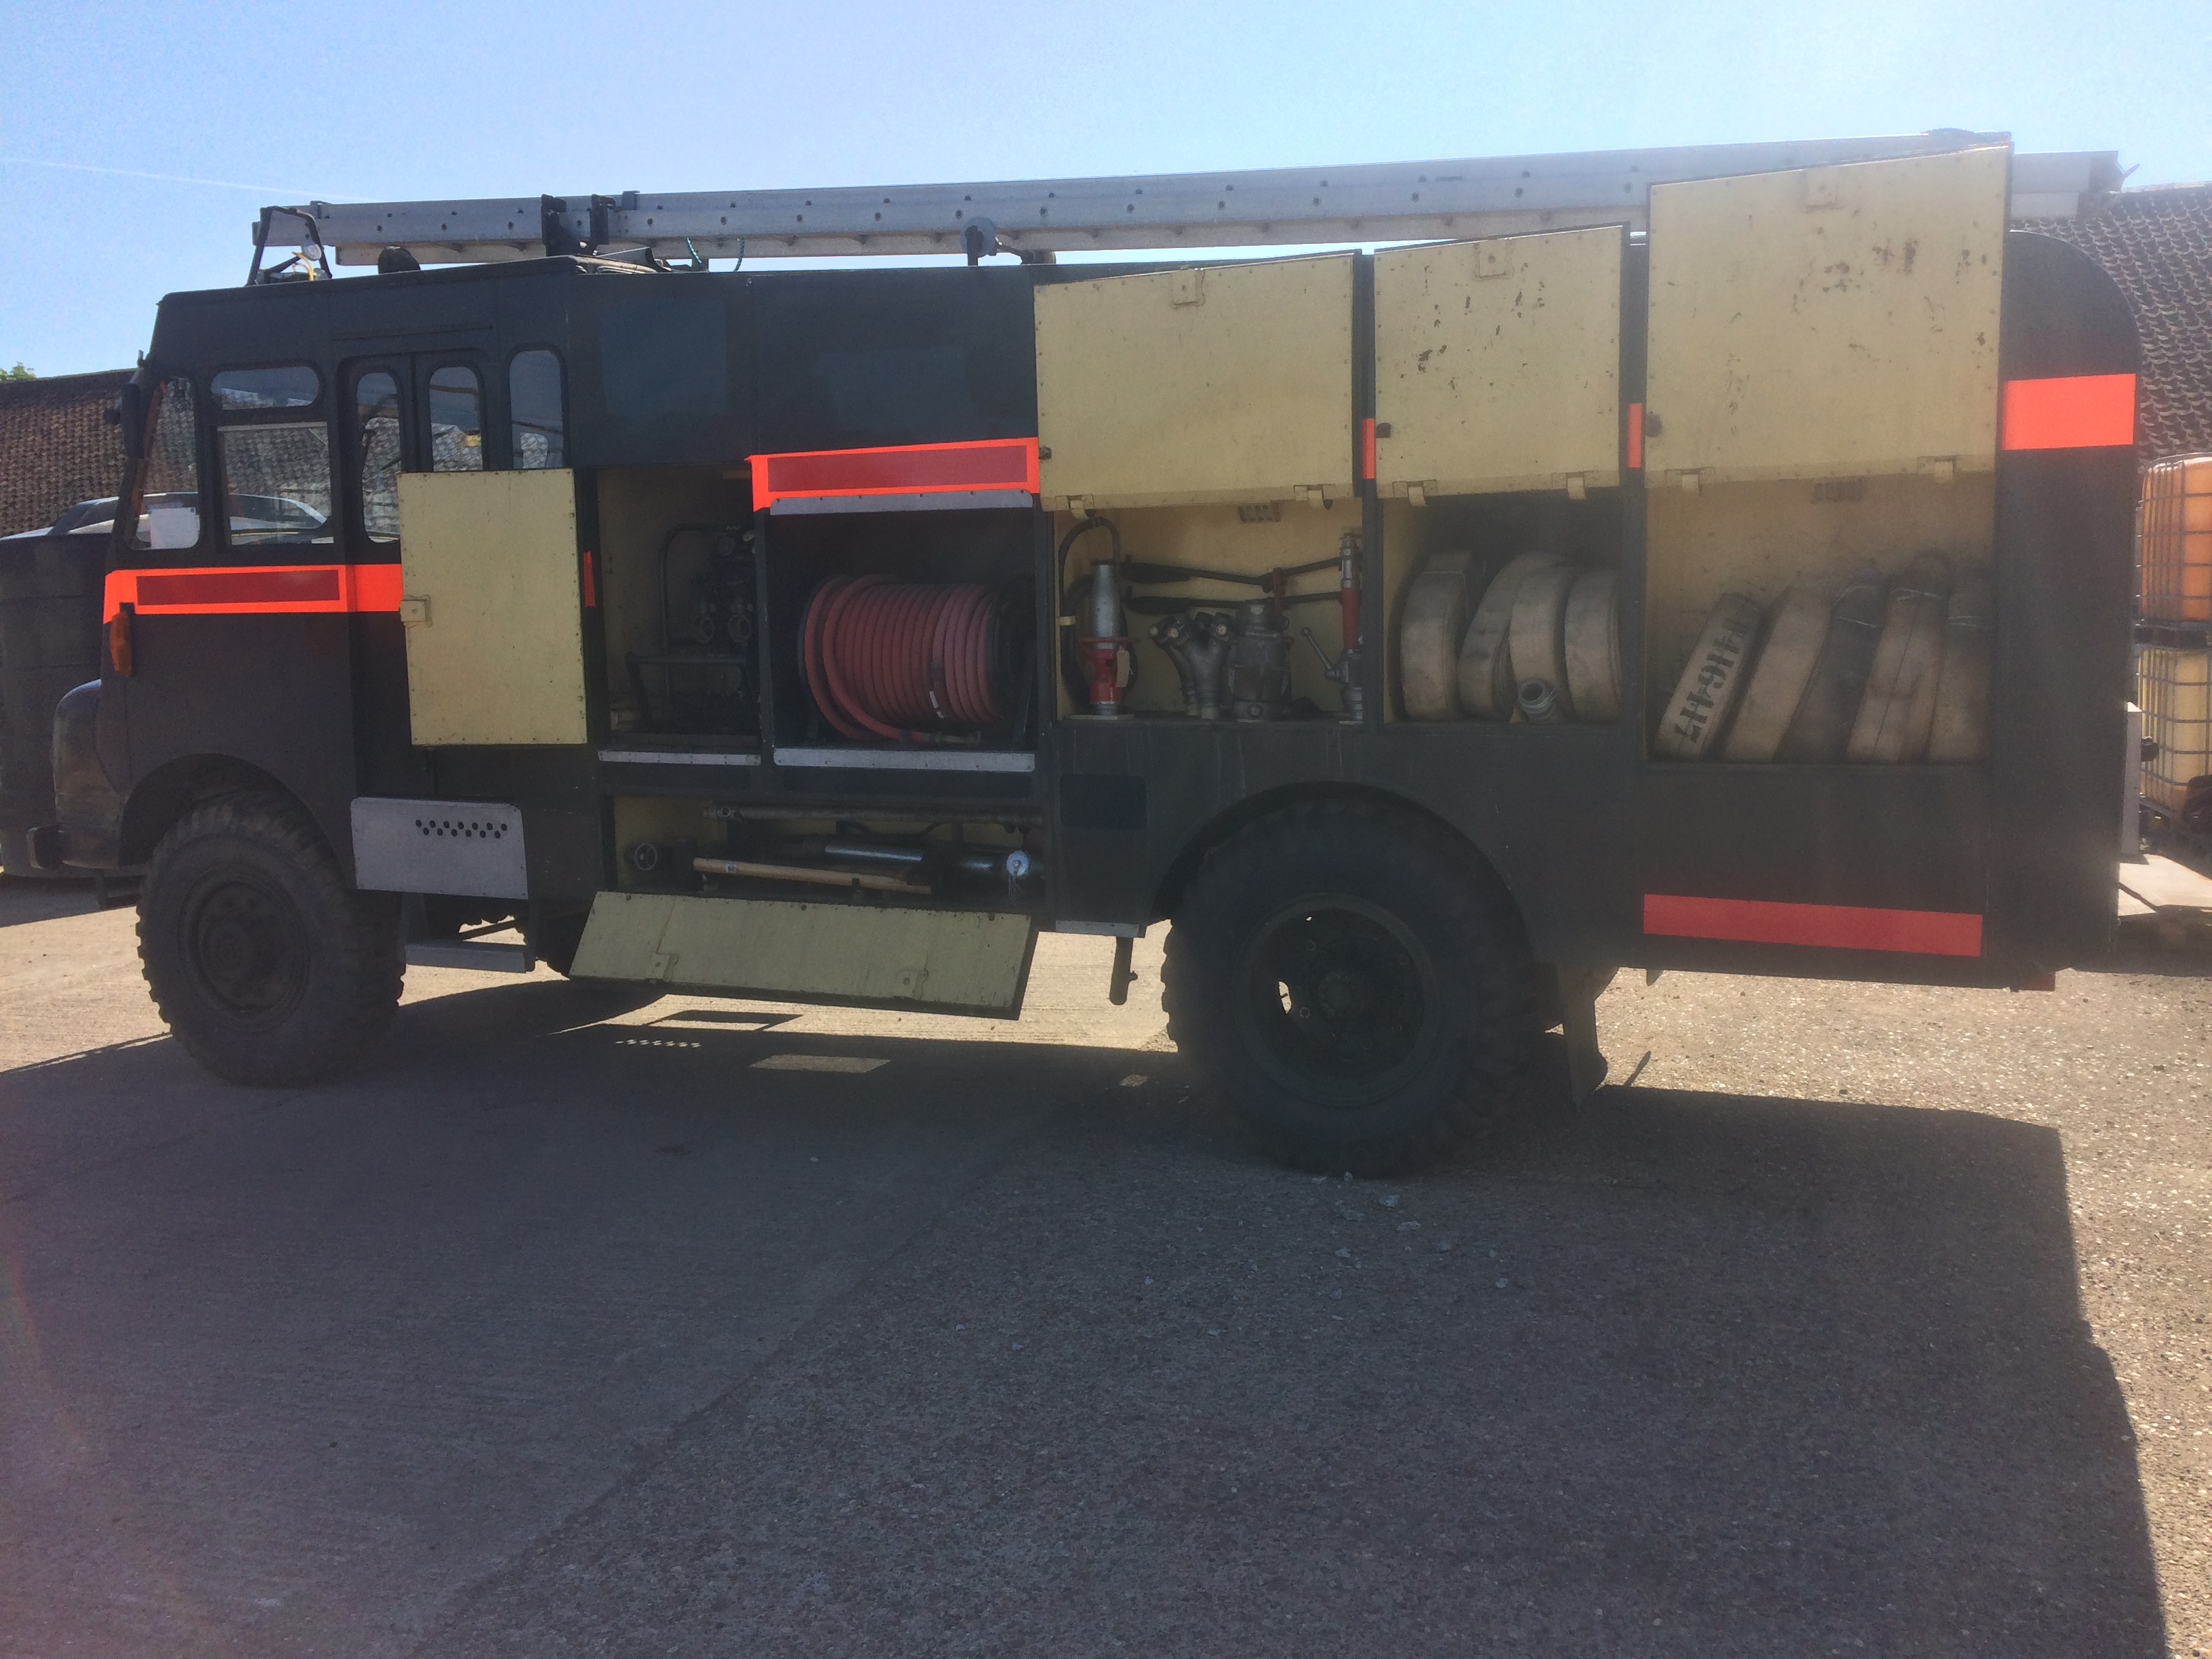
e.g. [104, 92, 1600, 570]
[138, 790, 401, 1085]
[1163, 799, 1539, 1174]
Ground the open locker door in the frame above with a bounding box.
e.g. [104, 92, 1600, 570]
[395, 468, 588, 746]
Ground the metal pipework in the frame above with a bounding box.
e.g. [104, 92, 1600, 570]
[1078, 552, 1131, 718]
[1149, 611, 1235, 719]
[802, 836, 1037, 887]
[1227, 600, 1294, 722]
[1515, 678, 1569, 724]
[1299, 628, 1366, 724]
[1296, 530, 1367, 723]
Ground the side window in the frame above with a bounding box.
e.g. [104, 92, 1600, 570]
[429, 366, 484, 472]
[131, 375, 202, 550]
[211, 365, 332, 549]
[509, 349, 565, 469]
[356, 372, 402, 541]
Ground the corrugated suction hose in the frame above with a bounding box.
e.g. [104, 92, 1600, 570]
[802, 575, 1008, 742]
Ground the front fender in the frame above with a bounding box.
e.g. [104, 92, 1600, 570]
[54, 680, 127, 869]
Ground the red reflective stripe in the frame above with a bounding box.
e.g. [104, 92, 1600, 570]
[104, 564, 405, 621]
[1642, 893, 1984, 957]
[1360, 417, 1376, 481]
[1626, 402, 1643, 470]
[749, 438, 1040, 509]
[2000, 374, 2136, 451]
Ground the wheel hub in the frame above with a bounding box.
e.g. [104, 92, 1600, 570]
[184, 877, 306, 1021]
[1237, 897, 1435, 1104]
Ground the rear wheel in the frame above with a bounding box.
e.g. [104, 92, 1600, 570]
[138, 792, 401, 1085]
[1164, 801, 1540, 1174]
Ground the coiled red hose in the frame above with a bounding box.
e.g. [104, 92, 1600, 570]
[802, 575, 1006, 742]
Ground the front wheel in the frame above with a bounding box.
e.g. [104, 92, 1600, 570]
[1164, 802, 1540, 1174]
[138, 792, 401, 1085]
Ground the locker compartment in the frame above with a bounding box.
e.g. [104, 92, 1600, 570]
[1643, 474, 1996, 764]
[1035, 255, 1355, 511]
[1380, 490, 1625, 725]
[595, 466, 760, 741]
[1051, 504, 1361, 722]
[1374, 227, 1624, 499]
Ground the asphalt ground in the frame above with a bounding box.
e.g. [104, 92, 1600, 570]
[1, 874, 2206, 1658]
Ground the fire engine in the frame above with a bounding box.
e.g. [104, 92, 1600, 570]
[0, 134, 2138, 1172]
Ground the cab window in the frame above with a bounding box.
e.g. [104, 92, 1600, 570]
[429, 366, 484, 471]
[131, 375, 203, 551]
[211, 365, 332, 549]
[355, 372, 402, 541]
[508, 350, 564, 469]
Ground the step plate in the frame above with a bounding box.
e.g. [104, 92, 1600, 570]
[569, 893, 1037, 1018]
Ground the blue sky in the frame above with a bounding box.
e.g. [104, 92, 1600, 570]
[4, 0, 2207, 376]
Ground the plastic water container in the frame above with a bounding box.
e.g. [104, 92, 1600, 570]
[2140, 455, 2212, 624]
[2138, 647, 2212, 813]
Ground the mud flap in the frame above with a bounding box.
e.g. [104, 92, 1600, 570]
[1555, 964, 1618, 1105]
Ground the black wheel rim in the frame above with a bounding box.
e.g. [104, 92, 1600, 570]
[1231, 895, 1439, 1107]
[181, 870, 310, 1025]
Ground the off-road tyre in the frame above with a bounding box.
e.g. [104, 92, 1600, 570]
[138, 791, 401, 1086]
[1163, 800, 1541, 1175]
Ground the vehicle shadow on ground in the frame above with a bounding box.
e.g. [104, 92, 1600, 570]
[0, 874, 129, 929]
[0, 984, 2168, 1656]
[401, 1003, 2167, 1658]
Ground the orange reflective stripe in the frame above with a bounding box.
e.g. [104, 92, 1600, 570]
[1626, 402, 1643, 470]
[104, 564, 405, 622]
[2000, 373, 2136, 451]
[1360, 417, 1376, 481]
[750, 438, 1040, 510]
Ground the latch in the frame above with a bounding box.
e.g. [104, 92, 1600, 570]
[1170, 269, 1205, 307]
[1563, 473, 1589, 501]
[1803, 167, 1848, 211]
[1474, 240, 1512, 279]
[398, 596, 430, 625]
[1052, 495, 1098, 514]
[1292, 484, 1334, 509]
[1918, 456, 1959, 484]
[1393, 480, 1435, 508]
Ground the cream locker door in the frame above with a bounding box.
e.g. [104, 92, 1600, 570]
[1374, 227, 1623, 499]
[1035, 255, 1355, 510]
[396, 468, 588, 746]
[1643, 146, 2009, 487]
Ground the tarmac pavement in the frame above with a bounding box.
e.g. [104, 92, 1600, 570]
[1, 875, 2205, 1657]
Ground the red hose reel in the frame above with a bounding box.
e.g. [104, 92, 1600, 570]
[800, 575, 1012, 743]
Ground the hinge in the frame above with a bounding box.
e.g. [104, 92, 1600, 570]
[1292, 484, 1334, 509]
[1170, 269, 1205, 307]
[1563, 473, 1589, 501]
[398, 596, 430, 625]
[1053, 494, 1097, 514]
[1918, 456, 1959, 484]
